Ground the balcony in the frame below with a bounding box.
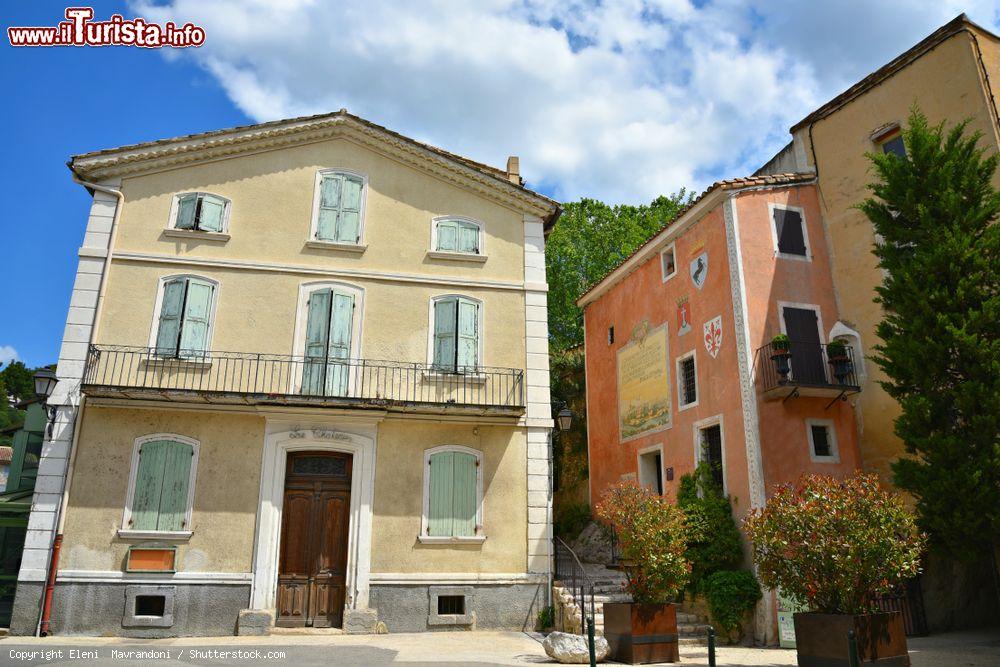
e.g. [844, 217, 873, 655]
[81, 345, 525, 417]
[754, 340, 861, 405]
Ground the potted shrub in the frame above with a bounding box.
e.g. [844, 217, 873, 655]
[825, 340, 853, 384]
[770, 334, 792, 381]
[595, 481, 690, 664]
[743, 473, 925, 667]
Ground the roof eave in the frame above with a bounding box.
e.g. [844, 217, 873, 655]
[790, 14, 997, 133]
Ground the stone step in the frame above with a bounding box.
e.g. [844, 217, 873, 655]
[678, 623, 712, 637]
[676, 612, 698, 624]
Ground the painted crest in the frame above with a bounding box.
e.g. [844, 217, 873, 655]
[690, 252, 708, 290]
[676, 297, 692, 336]
[703, 316, 723, 358]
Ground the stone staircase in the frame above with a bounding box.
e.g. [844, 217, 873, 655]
[553, 563, 711, 645]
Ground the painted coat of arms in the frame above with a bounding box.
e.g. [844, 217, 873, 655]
[690, 252, 708, 290]
[703, 316, 723, 358]
[676, 297, 692, 336]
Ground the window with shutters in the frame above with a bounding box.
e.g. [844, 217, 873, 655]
[421, 446, 484, 542]
[768, 203, 811, 260]
[806, 419, 839, 463]
[676, 351, 698, 410]
[151, 276, 217, 359]
[297, 283, 360, 397]
[694, 417, 725, 494]
[430, 296, 481, 373]
[171, 193, 230, 233]
[432, 217, 483, 255]
[121, 434, 199, 537]
[311, 169, 367, 245]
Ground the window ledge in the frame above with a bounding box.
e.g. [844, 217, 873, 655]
[162, 229, 230, 242]
[678, 401, 698, 412]
[774, 251, 812, 262]
[426, 251, 488, 263]
[117, 529, 192, 542]
[418, 535, 486, 545]
[305, 240, 367, 253]
[422, 371, 487, 385]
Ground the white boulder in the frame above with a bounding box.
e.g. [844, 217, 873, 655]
[542, 631, 610, 664]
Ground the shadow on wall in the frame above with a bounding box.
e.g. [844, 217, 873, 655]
[921, 549, 1000, 632]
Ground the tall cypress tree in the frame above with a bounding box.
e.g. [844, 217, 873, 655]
[859, 108, 1000, 559]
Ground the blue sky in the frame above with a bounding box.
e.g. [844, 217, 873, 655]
[2, 0, 998, 368]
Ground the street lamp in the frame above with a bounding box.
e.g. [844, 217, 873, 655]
[556, 406, 573, 432]
[33, 368, 59, 438]
[33, 368, 58, 401]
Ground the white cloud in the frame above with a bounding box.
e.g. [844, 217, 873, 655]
[0, 346, 19, 367]
[132, 0, 999, 203]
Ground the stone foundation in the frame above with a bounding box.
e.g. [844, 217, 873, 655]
[47, 582, 250, 637]
[369, 582, 546, 633]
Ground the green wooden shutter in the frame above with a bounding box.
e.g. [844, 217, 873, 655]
[337, 176, 363, 243]
[325, 291, 354, 396]
[131, 440, 168, 530]
[316, 175, 341, 240]
[428, 451, 455, 536]
[179, 280, 213, 357]
[175, 194, 197, 230]
[437, 220, 458, 251]
[457, 299, 479, 370]
[457, 221, 479, 253]
[302, 289, 332, 395]
[157, 441, 193, 531]
[452, 452, 478, 536]
[433, 299, 457, 371]
[197, 195, 226, 232]
[155, 279, 186, 356]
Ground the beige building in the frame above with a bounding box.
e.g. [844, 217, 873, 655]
[758, 14, 1000, 487]
[12, 111, 560, 636]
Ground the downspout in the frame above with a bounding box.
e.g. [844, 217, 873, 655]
[37, 173, 123, 636]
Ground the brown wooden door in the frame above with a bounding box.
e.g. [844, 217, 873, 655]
[276, 452, 352, 628]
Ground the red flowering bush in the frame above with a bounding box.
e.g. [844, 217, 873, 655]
[595, 481, 690, 603]
[743, 472, 925, 615]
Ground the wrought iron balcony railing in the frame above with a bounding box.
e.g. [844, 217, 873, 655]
[81, 345, 525, 416]
[754, 340, 861, 404]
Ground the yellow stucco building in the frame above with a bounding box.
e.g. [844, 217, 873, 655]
[758, 14, 1000, 488]
[11, 111, 560, 636]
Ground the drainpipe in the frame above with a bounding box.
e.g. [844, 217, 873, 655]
[37, 174, 124, 636]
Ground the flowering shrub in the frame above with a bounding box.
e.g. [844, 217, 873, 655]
[595, 481, 690, 603]
[743, 472, 925, 615]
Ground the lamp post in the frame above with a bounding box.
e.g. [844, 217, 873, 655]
[33, 368, 59, 438]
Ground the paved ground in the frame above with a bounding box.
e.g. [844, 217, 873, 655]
[0, 628, 997, 665]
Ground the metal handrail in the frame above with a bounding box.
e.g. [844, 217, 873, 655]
[553, 536, 596, 632]
[754, 340, 861, 392]
[81, 344, 524, 411]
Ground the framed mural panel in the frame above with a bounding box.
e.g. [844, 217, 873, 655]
[617, 322, 672, 442]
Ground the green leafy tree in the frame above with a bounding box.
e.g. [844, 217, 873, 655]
[859, 108, 1000, 558]
[0, 361, 35, 404]
[677, 463, 743, 590]
[546, 193, 691, 351]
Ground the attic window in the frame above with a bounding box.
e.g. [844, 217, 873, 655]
[172, 193, 229, 233]
[660, 244, 677, 282]
[872, 124, 906, 158]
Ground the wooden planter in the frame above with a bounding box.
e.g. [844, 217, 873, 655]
[603, 602, 679, 664]
[794, 611, 910, 666]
